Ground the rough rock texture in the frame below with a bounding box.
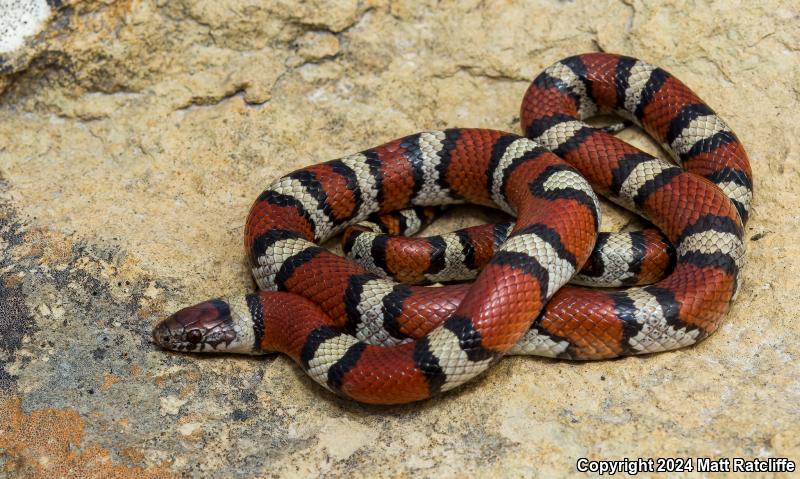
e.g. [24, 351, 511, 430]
[0, 0, 798, 477]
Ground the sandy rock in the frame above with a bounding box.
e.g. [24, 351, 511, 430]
[295, 31, 341, 62]
[1, 0, 799, 477]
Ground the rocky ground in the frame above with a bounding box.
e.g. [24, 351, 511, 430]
[0, 0, 798, 477]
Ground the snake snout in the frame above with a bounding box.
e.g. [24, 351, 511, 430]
[151, 320, 173, 348]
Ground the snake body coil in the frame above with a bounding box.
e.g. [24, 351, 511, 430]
[341, 207, 676, 287]
[153, 53, 752, 405]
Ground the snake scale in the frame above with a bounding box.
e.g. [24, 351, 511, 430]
[153, 53, 752, 405]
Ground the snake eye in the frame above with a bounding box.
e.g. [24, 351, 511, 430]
[186, 329, 203, 344]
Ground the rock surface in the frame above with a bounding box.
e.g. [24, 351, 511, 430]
[1, 0, 798, 477]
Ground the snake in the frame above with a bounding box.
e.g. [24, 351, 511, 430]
[152, 53, 752, 405]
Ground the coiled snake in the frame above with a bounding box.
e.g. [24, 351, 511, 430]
[152, 53, 752, 405]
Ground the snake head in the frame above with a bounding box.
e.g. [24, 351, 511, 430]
[152, 297, 261, 354]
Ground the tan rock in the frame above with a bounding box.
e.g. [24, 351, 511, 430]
[294, 31, 341, 62]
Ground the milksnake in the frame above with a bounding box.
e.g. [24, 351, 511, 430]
[152, 53, 752, 405]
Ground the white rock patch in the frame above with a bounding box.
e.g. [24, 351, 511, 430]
[0, 0, 51, 54]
